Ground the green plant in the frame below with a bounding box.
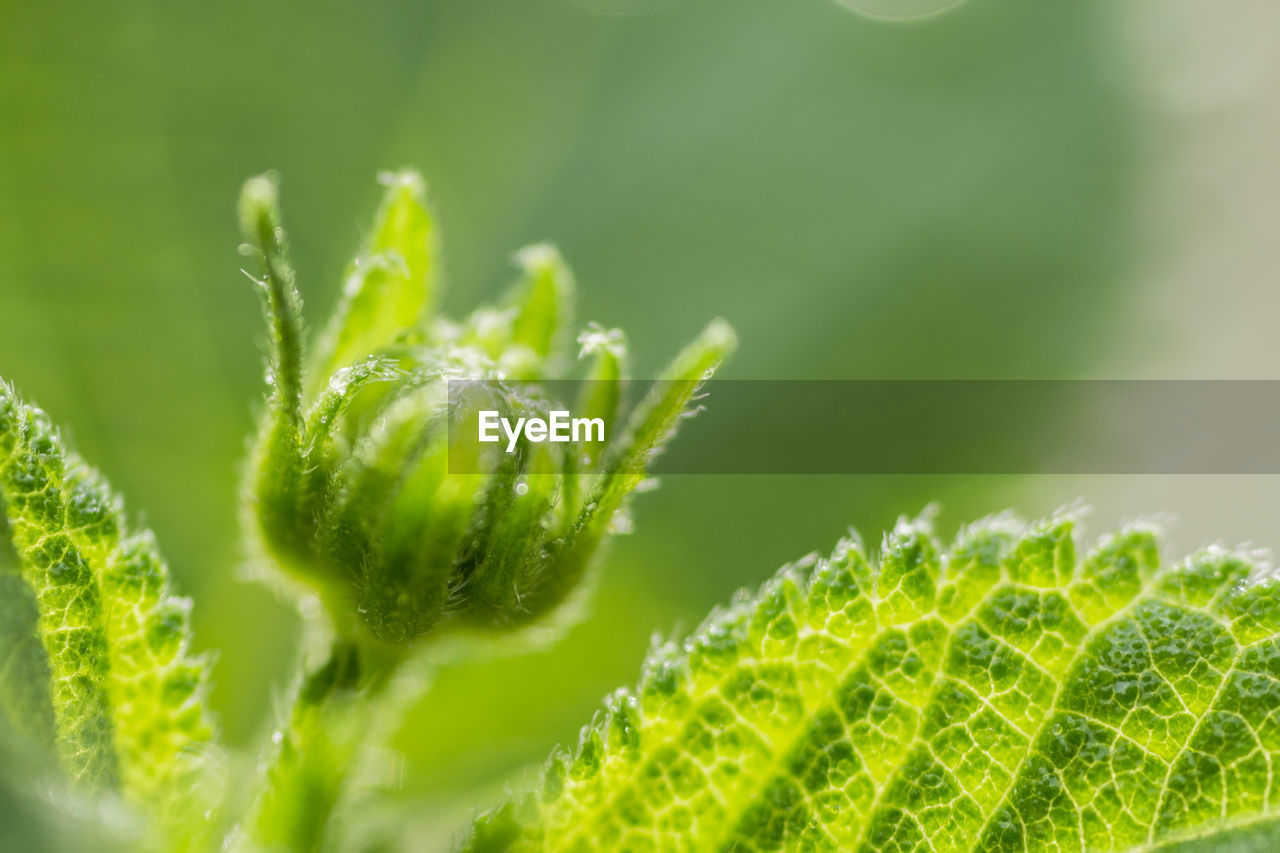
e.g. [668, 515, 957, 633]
[232, 170, 732, 852]
[2, 172, 1280, 853]
[0, 380, 218, 849]
[464, 513, 1280, 852]
[0, 169, 730, 852]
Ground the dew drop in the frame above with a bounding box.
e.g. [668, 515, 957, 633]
[515, 481, 530, 497]
[635, 477, 661, 494]
[607, 507, 635, 535]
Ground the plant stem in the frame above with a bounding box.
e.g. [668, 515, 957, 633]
[233, 638, 404, 853]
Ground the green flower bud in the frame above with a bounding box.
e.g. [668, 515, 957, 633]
[238, 171, 734, 650]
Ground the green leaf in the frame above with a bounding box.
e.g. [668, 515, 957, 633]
[0, 512, 56, 749]
[0, 382, 217, 831]
[240, 173, 308, 565]
[454, 243, 576, 380]
[551, 318, 735, 592]
[0, 721, 134, 853]
[464, 511, 1280, 852]
[573, 324, 628, 471]
[311, 170, 438, 388]
[506, 244, 574, 370]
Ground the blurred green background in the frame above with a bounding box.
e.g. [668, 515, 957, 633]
[3, 0, 1277, 847]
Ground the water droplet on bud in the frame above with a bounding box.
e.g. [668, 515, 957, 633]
[607, 507, 634, 535]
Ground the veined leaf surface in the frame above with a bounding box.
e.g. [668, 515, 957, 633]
[465, 512, 1280, 852]
[0, 382, 217, 835]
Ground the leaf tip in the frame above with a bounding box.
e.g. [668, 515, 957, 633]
[238, 172, 283, 246]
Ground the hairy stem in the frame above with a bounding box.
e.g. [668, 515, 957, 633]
[237, 638, 405, 853]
